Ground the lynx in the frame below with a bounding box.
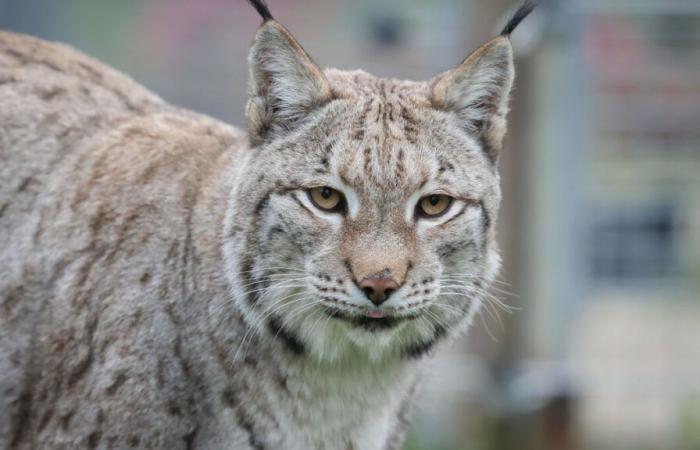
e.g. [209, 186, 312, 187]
[0, 1, 534, 448]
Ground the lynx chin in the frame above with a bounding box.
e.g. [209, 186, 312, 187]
[0, 1, 535, 448]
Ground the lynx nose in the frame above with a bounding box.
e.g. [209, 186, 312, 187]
[359, 276, 400, 306]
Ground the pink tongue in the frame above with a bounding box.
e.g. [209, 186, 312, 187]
[367, 310, 385, 319]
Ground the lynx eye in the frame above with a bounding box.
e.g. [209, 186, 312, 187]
[308, 187, 344, 213]
[417, 194, 453, 218]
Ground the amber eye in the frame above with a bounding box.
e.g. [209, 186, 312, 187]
[308, 187, 344, 212]
[417, 194, 453, 218]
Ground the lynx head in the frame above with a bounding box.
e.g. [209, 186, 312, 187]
[223, 0, 534, 363]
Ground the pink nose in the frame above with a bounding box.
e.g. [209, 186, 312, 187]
[359, 276, 400, 306]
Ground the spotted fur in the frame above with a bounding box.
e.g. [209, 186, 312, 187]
[0, 1, 533, 448]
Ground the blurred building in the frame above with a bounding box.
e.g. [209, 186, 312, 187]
[540, 2, 700, 449]
[1, 0, 699, 449]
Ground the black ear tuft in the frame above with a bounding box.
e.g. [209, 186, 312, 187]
[500, 1, 536, 36]
[248, 0, 274, 22]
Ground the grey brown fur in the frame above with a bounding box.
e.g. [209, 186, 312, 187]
[0, 2, 533, 449]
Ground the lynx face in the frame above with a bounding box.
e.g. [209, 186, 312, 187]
[224, 18, 515, 362]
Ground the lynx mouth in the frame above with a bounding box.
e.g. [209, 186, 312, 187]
[321, 305, 416, 332]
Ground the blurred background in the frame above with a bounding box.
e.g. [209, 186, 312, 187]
[2, 0, 699, 448]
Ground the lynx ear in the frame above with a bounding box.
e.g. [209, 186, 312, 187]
[246, 20, 333, 146]
[430, 1, 535, 162]
[430, 36, 514, 163]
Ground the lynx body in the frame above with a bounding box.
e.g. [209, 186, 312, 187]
[0, 2, 533, 448]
